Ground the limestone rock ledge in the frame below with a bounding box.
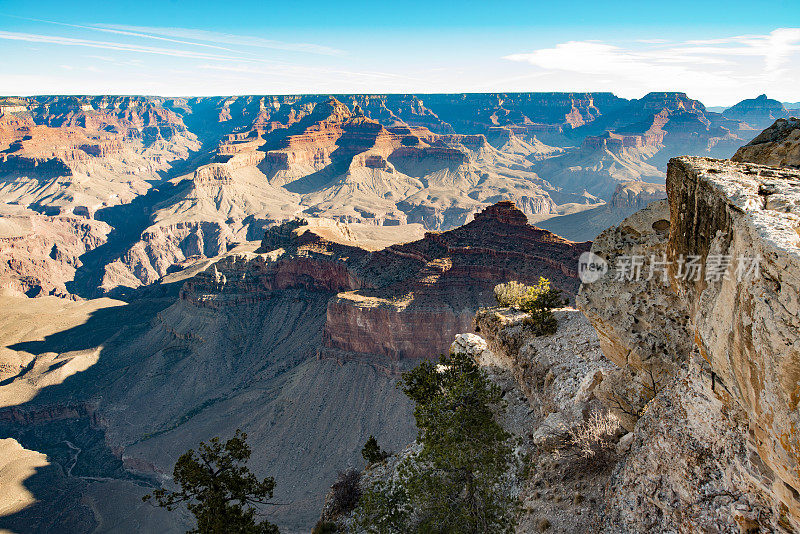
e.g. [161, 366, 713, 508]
[579, 155, 800, 531]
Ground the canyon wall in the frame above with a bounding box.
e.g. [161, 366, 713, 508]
[0, 208, 111, 297]
[3, 92, 787, 298]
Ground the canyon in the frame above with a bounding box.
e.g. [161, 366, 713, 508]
[1, 91, 790, 299]
[0, 200, 588, 532]
[0, 91, 798, 533]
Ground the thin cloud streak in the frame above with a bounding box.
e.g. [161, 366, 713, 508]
[0, 14, 247, 54]
[96, 24, 345, 56]
[0, 14, 342, 56]
[0, 30, 278, 62]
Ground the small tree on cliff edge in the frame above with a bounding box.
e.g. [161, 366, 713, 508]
[362, 435, 389, 466]
[355, 351, 519, 533]
[143, 430, 279, 534]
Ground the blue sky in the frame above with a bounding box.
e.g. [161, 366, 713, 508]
[1, 0, 798, 105]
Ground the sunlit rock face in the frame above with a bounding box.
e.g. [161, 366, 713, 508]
[733, 117, 800, 168]
[579, 154, 800, 531]
[667, 157, 800, 523]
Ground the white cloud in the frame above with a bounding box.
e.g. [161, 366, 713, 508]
[503, 28, 800, 105]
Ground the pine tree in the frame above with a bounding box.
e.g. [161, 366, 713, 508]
[361, 435, 388, 465]
[356, 351, 519, 533]
[143, 430, 279, 534]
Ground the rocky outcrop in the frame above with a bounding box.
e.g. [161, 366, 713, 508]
[609, 181, 667, 210]
[732, 117, 800, 168]
[326, 305, 622, 533]
[318, 201, 589, 365]
[577, 199, 687, 374]
[578, 155, 800, 531]
[666, 158, 800, 524]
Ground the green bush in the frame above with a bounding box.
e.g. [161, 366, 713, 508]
[493, 280, 530, 308]
[494, 277, 564, 336]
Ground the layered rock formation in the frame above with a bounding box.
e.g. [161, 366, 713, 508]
[0, 206, 111, 297]
[319, 201, 588, 366]
[532, 132, 665, 199]
[5, 112, 800, 533]
[0, 100, 198, 218]
[723, 94, 797, 130]
[608, 180, 667, 210]
[1, 92, 783, 298]
[182, 200, 589, 367]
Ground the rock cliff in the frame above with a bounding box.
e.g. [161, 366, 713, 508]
[732, 117, 800, 168]
[578, 155, 800, 531]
